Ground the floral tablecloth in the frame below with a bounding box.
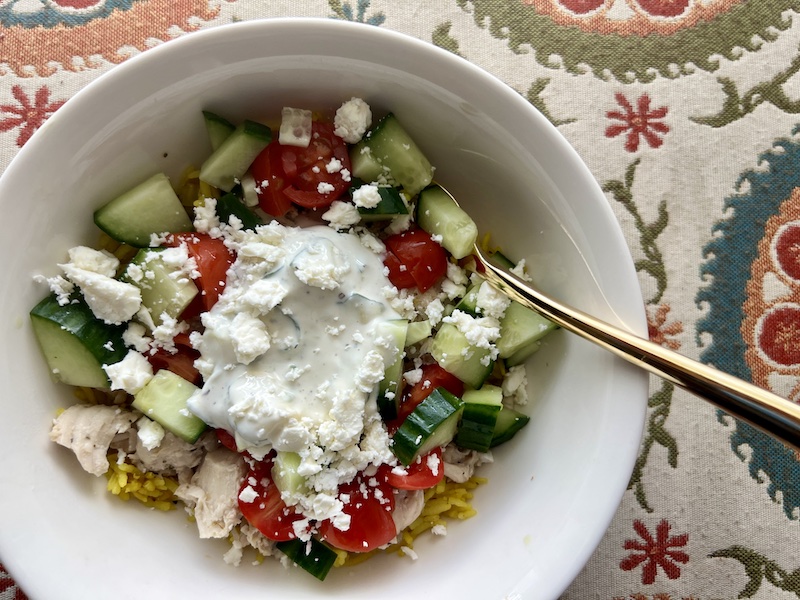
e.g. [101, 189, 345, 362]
[2, 1, 800, 599]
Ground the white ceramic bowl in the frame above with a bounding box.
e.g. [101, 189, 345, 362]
[0, 18, 648, 600]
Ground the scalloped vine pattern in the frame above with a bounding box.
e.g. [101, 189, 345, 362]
[455, 0, 798, 82]
[0, 0, 222, 77]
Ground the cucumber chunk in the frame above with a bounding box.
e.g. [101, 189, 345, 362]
[216, 192, 263, 230]
[405, 320, 432, 347]
[93, 173, 194, 248]
[199, 120, 273, 192]
[123, 248, 198, 327]
[132, 370, 206, 443]
[416, 185, 478, 260]
[203, 111, 236, 151]
[454, 280, 481, 316]
[272, 451, 308, 495]
[496, 301, 558, 360]
[351, 182, 409, 222]
[276, 538, 337, 581]
[349, 145, 384, 183]
[376, 319, 408, 421]
[430, 322, 494, 389]
[392, 387, 464, 466]
[490, 407, 530, 447]
[456, 385, 503, 452]
[351, 113, 432, 196]
[30, 294, 127, 388]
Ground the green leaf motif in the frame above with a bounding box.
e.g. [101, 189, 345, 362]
[693, 53, 800, 127]
[710, 546, 800, 598]
[432, 21, 463, 57]
[526, 79, 575, 127]
[603, 160, 677, 512]
[328, 0, 385, 26]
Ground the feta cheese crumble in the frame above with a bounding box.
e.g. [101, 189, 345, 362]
[279, 107, 313, 147]
[333, 97, 372, 143]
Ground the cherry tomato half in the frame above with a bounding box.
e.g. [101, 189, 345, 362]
[238, 460, 304, 542]
[317, 471, 396, 553]
[384, 228, 448, 292]
[386, 447, 444, 490]
[397, 363, 465, 424]
[147, 331, 201, 386]
[165, 232, 235, 313]
[251, 121, 351, 215]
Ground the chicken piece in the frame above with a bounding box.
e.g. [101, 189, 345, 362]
[392, 489, 425, 534]
[49, 405, 138, 476]
[131, 429, 216, 474]
[175, 448, 247, 539]
[442, 444, 493, 483]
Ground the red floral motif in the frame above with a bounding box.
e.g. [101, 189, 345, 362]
[647, 304, 683, 350]
[635, 0, 691, 17]
[0, 564, 28, 600]
[606, 93, 669, 152]
[620, 519, 689, 584]
[0, 85, 65, 147]
[558, 0, 605, 14]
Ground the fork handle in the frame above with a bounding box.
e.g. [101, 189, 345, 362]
[479, 258, 800, 454]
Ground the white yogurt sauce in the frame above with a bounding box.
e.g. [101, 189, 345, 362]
[188, 222, 401, 484]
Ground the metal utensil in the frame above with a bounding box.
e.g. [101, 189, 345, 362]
[444, 186, 800, 453]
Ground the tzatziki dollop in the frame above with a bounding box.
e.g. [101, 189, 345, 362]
[187, 217, 400, 522]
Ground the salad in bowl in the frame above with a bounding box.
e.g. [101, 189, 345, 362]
[31, 98, 552, 580]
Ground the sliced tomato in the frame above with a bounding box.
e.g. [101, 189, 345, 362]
[251, 121, 351, 214]
[238, 459, 304, 542]
[215, 428, 238, 452]
[397, 363, 464, 424]
[383, 250, 416, 289]
[386, 447, 444, 490]
[165, 232, 234, 312]
[317, 471, 396, 553]
[384, 228, 448, 292]
[146, 332, 201, 386]
[251, 140, 294, 217]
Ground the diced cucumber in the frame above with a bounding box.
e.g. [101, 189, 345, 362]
[272, 451, 308, 496]
[352, 183, 409, 222]
[30, 294, 127, 388]
[239, 172, 260, 208]
[352, 113, 432, 196]
[504, 341, 543, 367]
[488, 250, 516, 270]
[496, 301, 558, 359]
[454, 280, 482, 316]
[199, 120, 272, 192]
[430, 323, 494, 389]
[392, 387, 464, 466]
[216, 192, 263, 230]
[376, 319, 408, 421]
[416, 185, 478, 260]
[132, 370, 206, 443]
[490, 407, 530, 448]
[455, 385, 503, 452]
[93, 173, 194, 248]
[349, 145, 384, 183]
[276, 538, 337, 581]
[203, 111, 235, 151]
[405, 320, 432, 347]
[123, 248, 198, 327]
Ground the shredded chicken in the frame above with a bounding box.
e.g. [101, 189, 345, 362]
[442, 444, 493, 483]
[132, 429, 216, 475]
[49, 405, 138, 476]
[175, 448, 248, 539]
[392, 489, 425, 534]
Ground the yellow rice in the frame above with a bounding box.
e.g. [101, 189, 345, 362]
[105, 454, 178, 512]
[333, 475, 487, 568]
